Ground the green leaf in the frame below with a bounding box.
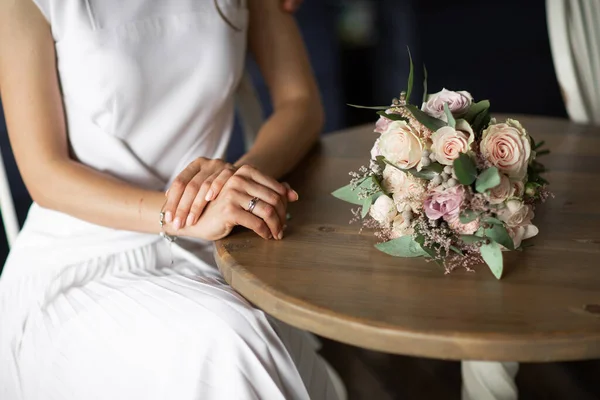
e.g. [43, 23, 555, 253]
[382, 159, 438, 181]
[480, 241, 504, 279]
[414, 234, 439, 260]
[405, 104, 447, 132]
[406, 47, 415, 103]
[464, 100, 490, 122]
[472, 109, 491, 134]
[453, 153, 478, 185]
[347, 104, 390, 110]
[361, 196, 373, 218]
[482, 216, 502, 225]
[533, 140, 546, 150]
[375, 236, 428, 258]
[475, 167, 501, 193]
[425, 163, 444, 174]
[331, 184, 363, 205]
[536, 149, 550, 157]
[460, 235, 485, 244]
[459, 210, 480, 224]
[484, 224, 514, 250]
[376, 111, 408, 121]
[450, 245, 464, 256]
[422, 64, 428, 106]
[444, 102, 456, 128]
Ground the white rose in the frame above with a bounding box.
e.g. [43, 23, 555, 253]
[370, 195, 397, 226]
[379, 120, 423, 169]
[497, 200, 534, 227]
[390, 213, 414, 238]
[422, 88, 473, 120]
[392, 174, 428, 214]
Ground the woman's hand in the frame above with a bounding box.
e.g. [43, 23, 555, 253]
[180, 165, 297, 241]
[164, 158, 299, 230]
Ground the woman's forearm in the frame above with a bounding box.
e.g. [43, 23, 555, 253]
[234, 97, 323, 179]
[35, 159, 174, 235]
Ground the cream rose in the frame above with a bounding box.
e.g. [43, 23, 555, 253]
[370, 138, 382, 160]
[497, 200, 534, 227]
[391, 174, 428, 213]
[480, 119, 532, 180]
[487, 174, 513, 204]
[381, 165, 407, 194]
[430, 126, 473, 165]
[390, 213, 414, 238]
[378, 120, 423, 169]
[507, 224, 539, 248]
[370, 195, 397, 226]
[512, 180, 525, 197]
[422, 88, 473, 120]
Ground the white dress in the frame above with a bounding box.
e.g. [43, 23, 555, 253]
[0, 1, 338, 399]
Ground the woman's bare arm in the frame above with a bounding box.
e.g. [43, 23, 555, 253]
[0, 0, 168, 235]
[235, 0, 324, 178]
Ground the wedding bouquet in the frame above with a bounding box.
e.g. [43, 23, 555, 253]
[332, 59, 551, 279]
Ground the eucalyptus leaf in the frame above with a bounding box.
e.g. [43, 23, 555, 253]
[422, 64, 428, 106]
[460, 235, 485, 244]
[414, 234, 439, 259]
[533, 140, 546, 150]
[484, 224, 514, 250]
[361, 196, 373, 218]
[405, 104, 447, 132]
[331, 184, 363, 205]
[347, 104, 390, 110]
[475, 167, 501, 193]
[383, 159, 437, 180]
[453, 153, 478, 185]
[444, 103, 456, 128]
[377, 111, 408, 122]
[425, 163, 444, 174]
[406, 47, 415, 103]
[482, 216, 503, 225]
[459, 210, 480, 224]
[464, 100, 490, 122]
[480, 241, 504, 279]
[472, 109, 491, 134]
[375, 236, 428, 258]
[450, 246, 464, 256]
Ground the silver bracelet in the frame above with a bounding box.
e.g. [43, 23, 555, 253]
[159, 210, 177, 243]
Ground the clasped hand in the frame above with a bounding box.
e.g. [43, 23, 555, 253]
[163, 158, 298, 241]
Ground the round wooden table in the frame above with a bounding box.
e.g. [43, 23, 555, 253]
[215, 115, 600, 364]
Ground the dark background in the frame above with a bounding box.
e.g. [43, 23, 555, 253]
[0, 0, 565, 266]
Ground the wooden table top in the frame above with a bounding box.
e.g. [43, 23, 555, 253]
[215, 115, 600, 362]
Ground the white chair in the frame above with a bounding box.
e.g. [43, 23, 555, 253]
[547, 0, 600, 125]
[0, 145, 19, 248]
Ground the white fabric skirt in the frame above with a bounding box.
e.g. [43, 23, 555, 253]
[0, 239, 338, 400]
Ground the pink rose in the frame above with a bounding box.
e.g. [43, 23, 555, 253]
[422, 88, 473, 120]
[487, 173, 513, 204]
[430, 125, 473, 166]
[378, 120, 423, 169]
[423, 185, 466, 220]
[445, 213, 480, 235]
[370, 195, 397, 226]
[507, 224, 539, 248]
[497, 200, 533, 227]
[480, 119, 532, 180]
[375, 116, 392, 134]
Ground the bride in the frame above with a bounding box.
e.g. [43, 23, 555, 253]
[0, 0, 338, 399]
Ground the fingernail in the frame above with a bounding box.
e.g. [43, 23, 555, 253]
[165, 189, 169, 197]
[165, 211, 173, 223]
[173, 217, 181, 230]
[292, 190, 299, 200]
[186, 214, 195, 227]
[268, 234, 273, 240]
[205, 190, 214, 201]
[277, 231, 284, 240]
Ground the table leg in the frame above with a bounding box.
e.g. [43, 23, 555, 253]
[461, 361, 519, 400]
